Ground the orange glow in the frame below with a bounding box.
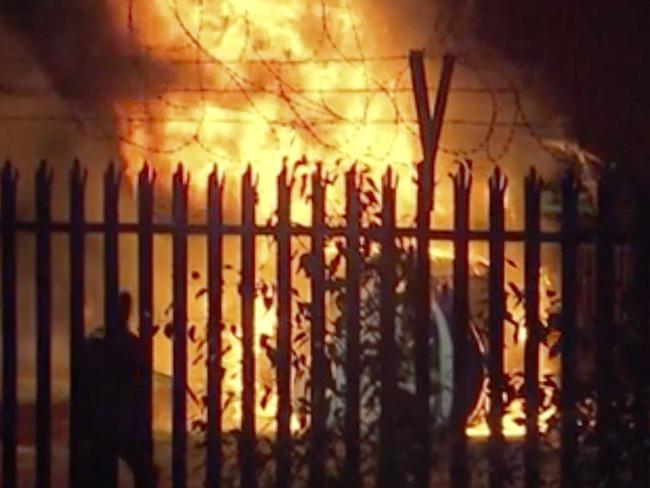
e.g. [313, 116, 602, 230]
[467, 267, 559, 438]
[109, 0, 559, 439]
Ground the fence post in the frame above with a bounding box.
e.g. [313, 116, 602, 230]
[409, 50, 433, 166]
[488, 167, 507, 488]
[240, 167, 257, 488]
[276, 165, 292, 488]
[344, 168, 361, 487]
[524, 168, 542, 488]
[560, 170, 579, 488]
[103, 163, 120, 486]
[409, 51, 455, 211]
[411, 58, 434, 425]
[379, 168, 398, 488]
[137, 165, 155, 485]
[450, 163, 471, 488]
[414, 160, 433, 488]
[596, 169, 616, 483]
[410, 54, 456, 487]
[207, 167, 224, 488]
[309, 164, 327, 488]
[172, 165, 189, 488]
[36, 161, 53, 488]
[69, 161, 86, 488]
[1, 161, 17, 488]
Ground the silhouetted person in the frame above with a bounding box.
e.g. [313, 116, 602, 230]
[78, 291, 157, 487]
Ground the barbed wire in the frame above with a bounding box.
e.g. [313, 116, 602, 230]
[0, 113, 566, 129]
[0, 83, 517, 96]
[0, 0, 569, 167]
[0, 54, 527, 70]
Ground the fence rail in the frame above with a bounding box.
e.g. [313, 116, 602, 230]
[0, 221, 637, 242]
[1, 160, 649, 487]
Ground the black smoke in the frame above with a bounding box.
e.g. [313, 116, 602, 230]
[0, 0, 176, 106]
[458, 0, 650, 180]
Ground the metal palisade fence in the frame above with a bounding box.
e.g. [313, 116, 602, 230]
[1, 160, 649, 487]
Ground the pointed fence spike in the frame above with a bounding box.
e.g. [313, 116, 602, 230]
[490, 165, 508, 191]
[139, 163, 151, 181]
[490, 166, 499, 186]
[208, 165, 218, 187]
[102, 156, 120, 484]
[413, 151, 433, 488]
[2, 154, 17, 488]
[240, 162, 257, 488]
[275, 164, 292, 488]
[451, 154, 471, 487]
[456, 162, 465, 185]
[68, 157, 86, 487]
[488, 163, 507, 487]
[136, 156, 155, 483]
[309, 160, 326, 488]
[524, 167, 542, 488]
[35, 153, 53, 488]
[379, 167, 398, 487]
[38, 159, 48, 174]
[560, 163, 579, 487]
[171, 158, 188, 488]
[206, 161, 223, 488]
[343, 164, 361, 487]
[72, 159, 82, 177]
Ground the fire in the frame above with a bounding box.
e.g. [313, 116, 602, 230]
[466, 266, 560, 438]
[107, 0, 559, 439]
[112, 0, 418, 199]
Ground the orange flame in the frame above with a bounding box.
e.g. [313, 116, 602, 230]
[109, 0, 559, 439]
